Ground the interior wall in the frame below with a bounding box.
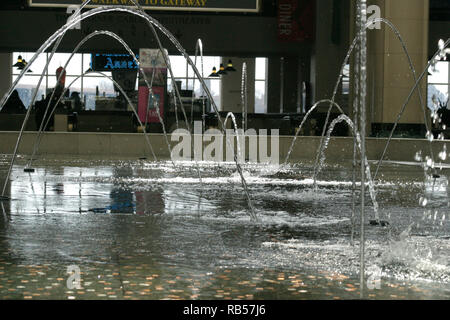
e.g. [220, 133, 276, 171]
[0, 53, 12, 101]
[267, 57, 282, 113]
[310, 0, 351, 113]
[0, 10, 312, 57]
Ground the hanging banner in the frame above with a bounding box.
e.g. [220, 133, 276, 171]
[277, 0, 315, 42]
[138, 49, 167, 123]
[28, 0, 261, 13]
[138, 86, 165, 123]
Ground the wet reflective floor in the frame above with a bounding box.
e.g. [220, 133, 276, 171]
[0, 155, 449, 300]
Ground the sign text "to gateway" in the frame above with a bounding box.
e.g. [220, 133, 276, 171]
[28, 0, 261, 12]
[86, 0, 207, 6]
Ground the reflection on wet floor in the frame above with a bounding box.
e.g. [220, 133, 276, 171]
[0, 157, 449, 300]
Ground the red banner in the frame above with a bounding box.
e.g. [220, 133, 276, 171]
[138, 84, 165, 124]
[277, 0, 315, 42]
[138, 49, 167, 124]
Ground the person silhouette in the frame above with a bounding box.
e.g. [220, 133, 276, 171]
[70, 92, 83, 112]
[0, 90, 26, 114]
[34, 86, 65, 131]
[34, 67, 68, 131]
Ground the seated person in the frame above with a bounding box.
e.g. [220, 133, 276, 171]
[0, 90, 26, 114]
[70, 91, 83, 112]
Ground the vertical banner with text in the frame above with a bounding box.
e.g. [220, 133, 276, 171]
[277, 0, 315, 43]
[138, 49, 167, 123]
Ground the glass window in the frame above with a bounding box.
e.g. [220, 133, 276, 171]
[12, 52, 48, 75]
[83, 54, 92, 72]
[255, 57, 268, 113]
[428, 61, 449, 111]
[428, 61, 449, 84]
[12, 75, 46, 108]
[47, 53, 83, 76]
[12, 52, 224, 112]
[166, 55, 222, 110]
[201, 56, 222, 79]
[255, 57, 267, 81]
[167, 55, 190, 78]
[167, 77, 221, 110]
[168, 56, 222, 85]
[83, 73, 116, 110]
[255, 81, 267, 114]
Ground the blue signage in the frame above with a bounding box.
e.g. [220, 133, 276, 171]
[91, 53, 139, 72]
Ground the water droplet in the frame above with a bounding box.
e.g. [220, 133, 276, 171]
[426, 131, 434, 142]
[425, 156, 434, 168]
[419, 197, 428, 207]
[439, 151, 447, 161]
[414, 151, 423, 162]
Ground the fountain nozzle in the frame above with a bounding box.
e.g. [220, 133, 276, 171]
[24, 168, 35, 173]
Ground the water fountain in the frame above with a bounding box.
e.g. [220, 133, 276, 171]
[241, 62, 248, 132]
[0, 0, 449, 300]
[0, 1, 257, 219]
[190, 39, 205, 132]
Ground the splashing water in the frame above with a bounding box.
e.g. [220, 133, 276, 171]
[241, 62, 248, 132]
[0, 4, 258, 220]
[284, 99, 345, 165]
[315, 114, 381, 222]
[224, 112, 244, 163]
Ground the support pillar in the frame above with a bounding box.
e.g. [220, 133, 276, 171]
[267, 56, 304, 114]
[282, 56, 301, 113]
[359, 0, 430, 137]
[267, 57, 282, 113]
[0, 53, 12, 102]
[311, 0, 350, 114]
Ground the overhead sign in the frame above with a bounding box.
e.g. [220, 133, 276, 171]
[91, 53, 139, 71]
[28, 0, 261, 13]
[277, 0, 315, 42]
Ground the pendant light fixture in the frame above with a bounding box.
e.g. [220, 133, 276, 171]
[217, 63, 227, 75]
[13, 55, 26, 69]
[14, 55, 32, 73]
[225, 59, 237, 72]
[208, 66, 220, 77]
[21, 60, 33, 73]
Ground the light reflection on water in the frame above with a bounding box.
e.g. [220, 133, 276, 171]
[0, 157, 449, 300]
